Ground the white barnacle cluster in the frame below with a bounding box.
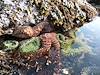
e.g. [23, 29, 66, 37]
[0, 0, 44, 28]
[0, 0, 97, 31]
[0, 13, 10, 28]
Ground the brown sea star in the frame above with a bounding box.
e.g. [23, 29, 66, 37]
[12, 21, 60, 59]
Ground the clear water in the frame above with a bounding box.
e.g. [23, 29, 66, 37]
[62, 16, 100, 75]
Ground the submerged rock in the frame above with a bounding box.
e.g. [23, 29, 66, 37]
[57, 31, 92, 56]
[0, 0, 97, 75]
[81, 66, 100, 75]
[62, 37, 92, 56]
[62, 68, 69, 75]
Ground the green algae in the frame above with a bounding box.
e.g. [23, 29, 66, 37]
[57, 30, 92, 57]
[62, 37, 92, 56]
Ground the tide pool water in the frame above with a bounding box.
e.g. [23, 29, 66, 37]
[62, 16, 100, 75]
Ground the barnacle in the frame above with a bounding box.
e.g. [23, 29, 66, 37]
[0, 0, 97, 31]
[0, 0, 97, 74]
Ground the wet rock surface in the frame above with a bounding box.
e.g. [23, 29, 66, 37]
[88, 0, 100, 16]
[0, 0, 97, 75]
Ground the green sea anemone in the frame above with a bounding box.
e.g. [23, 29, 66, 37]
[2, 40, 19, 51]
[57, 33, 65, 42]
[19, 37, 40, 53]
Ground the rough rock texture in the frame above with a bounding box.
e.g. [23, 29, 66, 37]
[87, 0, 100, 16]
[0, 0, 97, 75]
[0, 0, 97, 32]
[88, 0, 100, 5]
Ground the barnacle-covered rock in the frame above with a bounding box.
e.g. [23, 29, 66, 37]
[19, 37, 40, 53]
[2, 40, 19, 51]
[0, 0, 97, 32]
[81, 66, 100, 75]
[0, 0, 97, 74]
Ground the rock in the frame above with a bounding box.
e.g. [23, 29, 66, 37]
[62, 68, 69, 75]
[88, 0, 100, 5]
[0, 0, 97, 32]
[95, 5, 100, 16]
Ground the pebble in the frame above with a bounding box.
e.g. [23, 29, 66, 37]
[62, 68, 69, 75]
